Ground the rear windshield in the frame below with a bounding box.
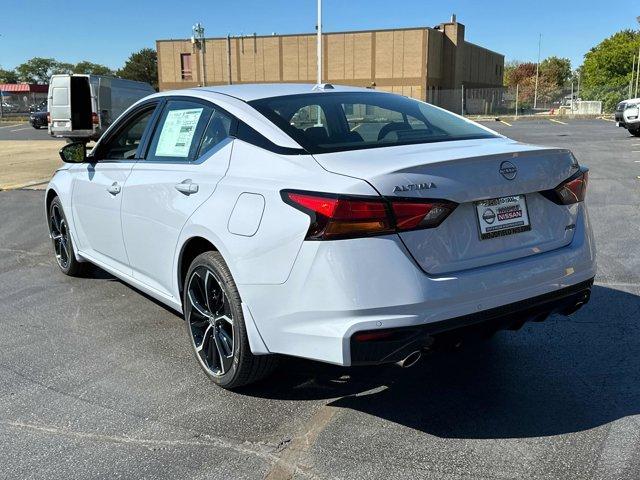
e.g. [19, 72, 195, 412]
[249, 91, 497, 154]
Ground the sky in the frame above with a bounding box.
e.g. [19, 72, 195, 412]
[0, 0, 638, 71]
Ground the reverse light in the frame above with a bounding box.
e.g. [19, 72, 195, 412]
[542, 167, 589, 205]
[92, 112, 99, 125]
[282, 190, 457, 240]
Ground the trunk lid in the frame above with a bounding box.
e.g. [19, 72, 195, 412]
[312, 137, 580, 274]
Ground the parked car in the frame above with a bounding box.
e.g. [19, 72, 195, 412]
[614, 98, 640, 136]
[29, 109, 48, 129]
[1, 101, 17, 113]
[46, 84, 596, 389]
[48, 74, 155, 141]
[29, 100, 47, 113]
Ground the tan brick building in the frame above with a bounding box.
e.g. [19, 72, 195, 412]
[156, 18, 504, 103]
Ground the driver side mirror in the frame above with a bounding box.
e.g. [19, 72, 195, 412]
[59, 142, 87, 163]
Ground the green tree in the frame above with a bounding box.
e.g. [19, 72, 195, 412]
[0, 67, 18, 83]
[117, 48, 158, 90]
[74, 61, 114, 76]
[581, 29, 640, 88]
[15, 57, 74, 83]
[16, 57, 57, 83]
[540, 56, 571, 87]
[580, 29, 640, 110]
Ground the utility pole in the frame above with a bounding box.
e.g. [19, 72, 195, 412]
[226, 35, 232, 85]
[533, 33, 541, 109]
[636, 44, 640, 98]
[636, 17, 640, 98]
[317, 0, 322, 85]
[192, 23, 206, 86]
[630, 56, 635, 98]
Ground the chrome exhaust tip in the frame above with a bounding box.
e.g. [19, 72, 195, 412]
[396, 350, 422, 368]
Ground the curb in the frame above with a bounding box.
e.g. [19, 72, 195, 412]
[0, 179, 50, 191]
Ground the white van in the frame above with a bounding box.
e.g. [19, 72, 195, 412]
[48, 74, 155, 141]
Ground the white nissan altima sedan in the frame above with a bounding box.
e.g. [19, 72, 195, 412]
[46, 83, 596, 389]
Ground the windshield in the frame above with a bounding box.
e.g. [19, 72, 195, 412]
[249, 91, 497, 154]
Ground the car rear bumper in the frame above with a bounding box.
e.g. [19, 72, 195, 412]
[240, 204, 596, 365]
[349, 278, 593, 365]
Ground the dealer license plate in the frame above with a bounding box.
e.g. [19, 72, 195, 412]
[475, 195, 531, 240]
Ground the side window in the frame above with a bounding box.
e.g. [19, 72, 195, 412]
[146, 100, 213, 162]
[198, 109, 233, 158]
[99, 107, 155, 160]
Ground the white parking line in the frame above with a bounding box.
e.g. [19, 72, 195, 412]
[499, 120, 512, 127]
[548, 118, 567, 125]
[9, 127, 31, 132]
[0, 123, 23, 129]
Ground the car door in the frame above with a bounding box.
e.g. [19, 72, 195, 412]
[121, 98, 234, 297]
[71, 103, 158, 274]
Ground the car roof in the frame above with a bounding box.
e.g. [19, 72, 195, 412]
[193, 83, 379, 102]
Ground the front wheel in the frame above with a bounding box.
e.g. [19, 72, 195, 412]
[48, 196, 86, 276]
[183, 251, 277, 389]
[629, 126, 640, 137]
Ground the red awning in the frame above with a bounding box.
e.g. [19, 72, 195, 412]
[0, 83, 48, 93]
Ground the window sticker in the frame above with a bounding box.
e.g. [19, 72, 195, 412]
[155, 108, 203, 157]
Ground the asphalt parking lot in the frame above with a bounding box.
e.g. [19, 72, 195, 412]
[0, 118, 639, 479]
[0, 121, 54, 141]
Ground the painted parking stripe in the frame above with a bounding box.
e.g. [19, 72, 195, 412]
[499, 120, 512, 127]
[10, 127, 31, 132]
[548, 118, 567, 125]
[0, 123, 23, 129]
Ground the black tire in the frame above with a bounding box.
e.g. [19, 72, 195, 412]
[33, 125, 41, 129]
[183, 251, 277, 389]
[48, 196, 87, 276]
[629, 127, 640, 137]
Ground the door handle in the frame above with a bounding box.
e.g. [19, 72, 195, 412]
[107, 182, 121, 195]
[175, 179, 199, 195]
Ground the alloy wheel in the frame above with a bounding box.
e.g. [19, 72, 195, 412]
[186, 266, 235, 376]
[50, 204, 71, 269]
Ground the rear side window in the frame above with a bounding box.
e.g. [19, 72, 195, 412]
[146, 100, 213, 162]
[250, 92, 496, 154]
[198, 109, 233, 158]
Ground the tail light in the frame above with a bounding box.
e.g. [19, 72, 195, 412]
[541, 167, 588, 205]
[92, 112, 99, 125]
[46, 113, 51, 124]
[282, 190, 457, 240]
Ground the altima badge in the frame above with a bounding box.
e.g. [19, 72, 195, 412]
[393, 182, 436, 193]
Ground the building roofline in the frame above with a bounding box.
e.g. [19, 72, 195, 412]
[156, 25, 442, 43]
[464, 40, 504, 58]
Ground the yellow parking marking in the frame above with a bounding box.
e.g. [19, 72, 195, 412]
[599, 117, 615, 122]
[499, 120, 512, 127]
[548, 118, 567, 125]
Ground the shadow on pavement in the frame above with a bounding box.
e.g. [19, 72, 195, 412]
[242, 285, 640, 439]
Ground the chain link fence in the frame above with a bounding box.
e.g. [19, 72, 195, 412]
[0, 91, 48, 116]
[428, 85, 630, 118]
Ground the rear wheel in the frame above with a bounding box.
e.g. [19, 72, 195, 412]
[48, 197, 86, 276]
[183, 251, 277, 389]
[629, 126, 640, 137]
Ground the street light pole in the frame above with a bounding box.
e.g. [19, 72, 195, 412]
[193, 23, 206, 86]
[317, 0, 322, 85]
[533, 33, 541, 110]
